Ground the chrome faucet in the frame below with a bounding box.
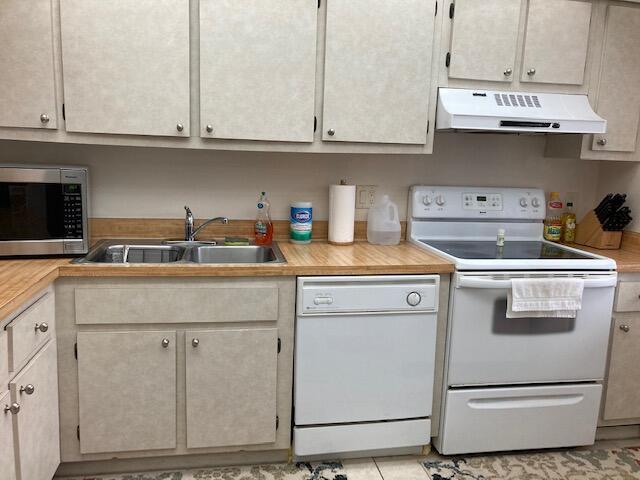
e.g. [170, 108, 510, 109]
[184, 206, 229, 242]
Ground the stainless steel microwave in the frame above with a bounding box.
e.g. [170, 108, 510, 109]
[0, 166, 88, 256]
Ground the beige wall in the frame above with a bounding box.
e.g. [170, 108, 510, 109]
[0, 134, 600, 221]
[597, 162, 640, 231]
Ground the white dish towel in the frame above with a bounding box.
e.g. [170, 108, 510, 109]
[507, 277, 585, 319]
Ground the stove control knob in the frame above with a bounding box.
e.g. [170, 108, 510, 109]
[435, 195, 446, 206]
[531, 197, 541, 208]
[422, 195, 433, 206]
[519, 197, 529, 208]
[407, 292, 422, 307]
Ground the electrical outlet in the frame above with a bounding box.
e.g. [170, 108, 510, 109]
[355, 185, 377, 208]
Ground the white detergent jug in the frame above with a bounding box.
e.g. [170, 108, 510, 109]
[367, 195, 401, 245]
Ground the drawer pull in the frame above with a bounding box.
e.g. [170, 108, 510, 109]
[161, 338, 170, 348]
[34, 322, 49, 333]
[4, 403, 20, 415]
[19, 384, 35, 395]
[192, 338, 199, 348]
[620, 324, 631, 333]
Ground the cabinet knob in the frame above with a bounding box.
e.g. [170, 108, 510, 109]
[40, 113, 50, 124]
[176, 123, 184, 132]
[19, 384, 35, 395]
[620, 324, 630, 333]
[527, 68, 536, 76]
[34, 322, 48, 333]
[161, 338, 170, 348]
[4, 403, 20, 415]
[503, 68, 513, 76]
[597, 138, 607, 146]
[327, 128, 335, 136]
[192, 338, 199, 348]
[205, 125, 213, 133]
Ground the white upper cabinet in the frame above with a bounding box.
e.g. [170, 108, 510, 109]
[521, 0, 593, 85]
[591, 4, 640, 153]
[0, 0, 57, 129]
[59, 0, 190, 137]
[448, 0, 522, 83]
[322, 0, 436, 144]
[200, 0, 317, 142]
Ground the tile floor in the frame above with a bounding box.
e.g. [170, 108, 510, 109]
[58, 439, 640, 480]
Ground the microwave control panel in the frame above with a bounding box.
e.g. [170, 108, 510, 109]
[63, 184, 83, 239]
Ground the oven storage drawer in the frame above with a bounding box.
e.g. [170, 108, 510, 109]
[437, 384, 602, 455]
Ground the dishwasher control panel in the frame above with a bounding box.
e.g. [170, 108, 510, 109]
[297, 275, 439, 314]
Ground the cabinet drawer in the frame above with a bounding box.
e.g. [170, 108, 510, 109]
[438, 384, 602, 455]
[615, 282, 640, 312]
[0, 330, 8, 386]
[75, 286, 279, 324]
[6, 292, 55, 373]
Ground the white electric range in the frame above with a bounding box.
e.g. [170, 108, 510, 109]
[408, 186, 617, 455]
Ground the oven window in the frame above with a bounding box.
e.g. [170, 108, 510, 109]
[0, 183, 64, 240]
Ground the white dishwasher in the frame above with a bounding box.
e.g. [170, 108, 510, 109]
[293, 275, 439, 457]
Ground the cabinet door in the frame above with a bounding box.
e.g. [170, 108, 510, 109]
[10, 341, 59, 480]
[521, 0, 592, 85]
[0, 0, 57, 129]
[185, 328, 278, 448]
[591, 5, 640, 153]
[603, 317, 640, 421]
[77, 331, 177, 454]
[0, 390, 17, 480]
[200, 0, 317, 142]
[322, 0, 435, 144]
[60, 0, 190, 137]
[448, 0, 522, 82]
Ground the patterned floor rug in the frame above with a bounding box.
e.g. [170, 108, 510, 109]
[422, 447, 640, 480]
[62, 462, 347, 480]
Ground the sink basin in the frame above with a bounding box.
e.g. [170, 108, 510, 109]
[75, 242, 187, 264]
[189, 245, 285, 264]
[74, 240, 285, 264]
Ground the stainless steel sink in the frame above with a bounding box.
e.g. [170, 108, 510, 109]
[76, 242, 188, 264]
[74, 240, 285, 264]
[188, 245, 285, 264]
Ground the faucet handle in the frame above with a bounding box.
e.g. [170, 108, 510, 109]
[184, 205, 192, 216]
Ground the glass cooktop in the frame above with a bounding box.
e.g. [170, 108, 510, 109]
[421, 240, 594, 260]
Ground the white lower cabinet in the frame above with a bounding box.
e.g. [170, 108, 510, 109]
[0, 390, 17, 480]
[77, 331, 177, 454]
[10, 341, 60, 480]
[437, 384, 602, 455]
[185, 328, 279, 449]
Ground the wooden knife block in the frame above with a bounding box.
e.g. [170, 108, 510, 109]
[574, 211, 622, 249]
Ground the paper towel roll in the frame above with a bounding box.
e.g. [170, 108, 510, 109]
[329, 183, 356, 245]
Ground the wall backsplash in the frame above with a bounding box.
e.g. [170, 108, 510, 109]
[0, 134, 600, 222]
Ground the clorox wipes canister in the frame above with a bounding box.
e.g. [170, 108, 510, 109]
[290, 201, 313, 244]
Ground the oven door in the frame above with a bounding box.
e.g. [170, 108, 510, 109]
[447, 272, 617, 387]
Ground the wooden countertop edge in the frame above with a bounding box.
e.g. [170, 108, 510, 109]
[57, 263, 454, 277]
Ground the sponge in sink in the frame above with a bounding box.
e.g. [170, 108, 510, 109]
[224, 236, 250, 246]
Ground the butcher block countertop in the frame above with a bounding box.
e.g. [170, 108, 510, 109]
[569, 231, 640, 273]
[0, 241, 453, 321]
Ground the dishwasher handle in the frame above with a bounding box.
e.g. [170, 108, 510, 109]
[457, 275, 617, 289]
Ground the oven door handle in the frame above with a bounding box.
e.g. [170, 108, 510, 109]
[457, 276, 617, 289]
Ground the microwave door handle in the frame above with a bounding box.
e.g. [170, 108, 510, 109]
[457, 276, 617, 289]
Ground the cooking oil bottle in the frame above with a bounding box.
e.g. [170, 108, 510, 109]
[561, 201, 577, 243]
[543, 192, 563, 242]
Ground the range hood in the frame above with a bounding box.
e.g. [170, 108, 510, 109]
[436, 88, 606, 134]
